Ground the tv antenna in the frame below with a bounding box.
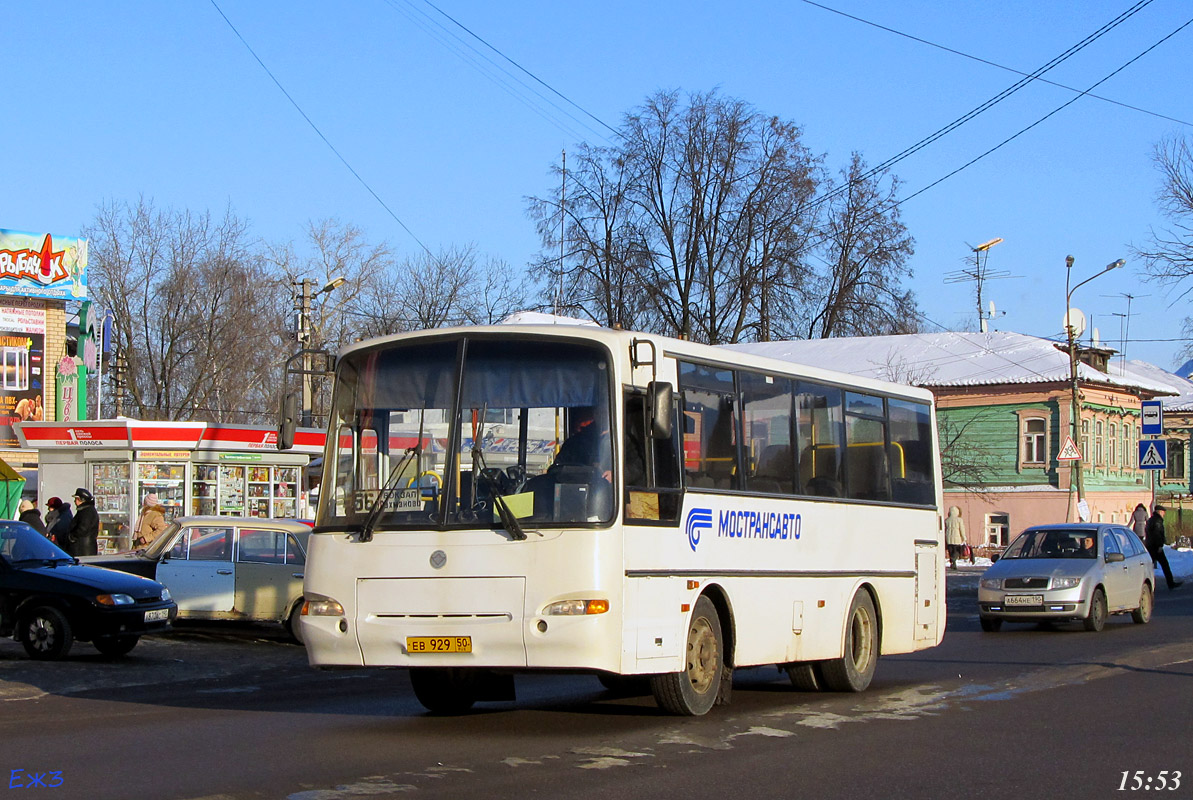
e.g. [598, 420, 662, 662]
[1101, 292, 1149, 371]
[944, 238, 1017, 330]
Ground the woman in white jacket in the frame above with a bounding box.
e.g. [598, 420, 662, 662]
[944, 506, 966, 570]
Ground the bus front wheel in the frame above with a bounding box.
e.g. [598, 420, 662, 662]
[409, 667, 478, 715]
[650, 596, 724, 716]
[820, 590, 878, 692]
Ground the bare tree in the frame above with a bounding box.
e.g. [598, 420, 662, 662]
[803, 153, 917, 339]
[1137, 135, 1193, 356]
[937, 411, 1000, 496]
[527, 90, 921, 343]
[86, 198, 284, 423]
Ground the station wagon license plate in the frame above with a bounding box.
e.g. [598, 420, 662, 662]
[407, 636, 472, 654]
[144, 609, 170, 623]
[1004, 594, 1043, 607]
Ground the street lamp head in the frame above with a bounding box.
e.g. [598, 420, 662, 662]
[321, 275, 347, 294]
[1105, 258, 1125, 271]
[1065, 255, 1075, 268]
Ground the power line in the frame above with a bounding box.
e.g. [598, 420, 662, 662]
[895, 13, 1193, 208]
[809, 0, 1156, 212]
[416, 0, 619, 138]
[380, 0, 615, 145]
[208, 0, 434, 257]
[797, 0, 1192, 128]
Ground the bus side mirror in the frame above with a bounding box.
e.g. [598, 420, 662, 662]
[278, 393, 298, 451]
[648, 381, 673, 439]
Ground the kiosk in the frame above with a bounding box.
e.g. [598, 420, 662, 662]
[16, 420, 324, 553]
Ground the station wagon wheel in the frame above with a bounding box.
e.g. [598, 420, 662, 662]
[1083, 587, 1107, 632]
[286, 601, 305, 645]
[820, 590, 878, 691]
[650, 595, 724, 715]
[94, 636, 140, 658]
[21, 606, 74, 660]
[1131, 583, 1153, 625]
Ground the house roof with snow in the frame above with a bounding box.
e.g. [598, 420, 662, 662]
[726, 331, 1178, 397]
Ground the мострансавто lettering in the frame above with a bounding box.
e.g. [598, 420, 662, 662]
[717, 510, 800, 541]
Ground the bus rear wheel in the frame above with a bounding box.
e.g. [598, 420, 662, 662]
[820, 590, 878, 692]
[650, 596, 724, 716]
[409, 668, 479, 715]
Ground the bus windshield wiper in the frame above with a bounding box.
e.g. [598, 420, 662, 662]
[359, 411, 425, 543]
[471, 407, 527, 542]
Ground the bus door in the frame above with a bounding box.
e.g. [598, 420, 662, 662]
[914, 542, 939, 641]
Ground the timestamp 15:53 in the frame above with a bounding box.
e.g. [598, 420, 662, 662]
[1120, 771, 1181, 791]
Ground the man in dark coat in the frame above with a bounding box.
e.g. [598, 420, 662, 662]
[66, 487, 100, 557]
[1145, 505, 1182, 591]
[46, 497, 72, 547]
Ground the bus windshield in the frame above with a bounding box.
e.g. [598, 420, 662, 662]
[319, 336, 614, 530]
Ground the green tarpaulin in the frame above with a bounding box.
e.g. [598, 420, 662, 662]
[0, 458, 26, 520]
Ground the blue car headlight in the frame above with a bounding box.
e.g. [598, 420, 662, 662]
[160, 587, 172, 602]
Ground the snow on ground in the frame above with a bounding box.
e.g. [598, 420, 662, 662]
[1160, 546, 1193, 583]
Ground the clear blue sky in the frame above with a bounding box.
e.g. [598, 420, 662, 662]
[3, 1, 1190, 367]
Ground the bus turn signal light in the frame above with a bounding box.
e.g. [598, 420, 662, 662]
[545, 599, 609, 616]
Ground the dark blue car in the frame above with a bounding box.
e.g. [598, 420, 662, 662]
[0, 521, 176, 659]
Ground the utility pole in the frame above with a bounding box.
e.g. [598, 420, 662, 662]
[293, 276, 346, 429]
[1065, 255, 1126, 522]
[297, 279, 314, 428]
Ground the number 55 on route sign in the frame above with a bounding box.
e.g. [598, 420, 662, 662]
[1139, 439, 1167, 470]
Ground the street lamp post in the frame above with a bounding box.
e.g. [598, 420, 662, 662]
[1064, 256, 1125, 522]
[295, 275, 346, 428]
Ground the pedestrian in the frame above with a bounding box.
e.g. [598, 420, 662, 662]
[1131, 502, 1148, 544]
[45, 496, 72, 546]
[65, 487, 99, 557]
[945, 506, 966, 570]
[18, 499, 48, 536]
[134, 493, 168, 548]
[1145, 505, 1183, 591]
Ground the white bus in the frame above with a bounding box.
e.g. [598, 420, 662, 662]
[292, 320, 945, 715]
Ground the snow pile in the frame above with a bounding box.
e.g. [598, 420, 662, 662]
[1158, 545, 1193, 583]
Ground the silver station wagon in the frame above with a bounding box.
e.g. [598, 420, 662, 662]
[84, 517, 311, 641]
[978, 523, 1154, 632]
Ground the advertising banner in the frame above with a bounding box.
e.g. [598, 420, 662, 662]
[0, 228, 88, 301]
[0, 298, 46, 447]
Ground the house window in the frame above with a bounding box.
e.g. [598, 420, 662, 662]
[1022, 417, 1046, 464]
[1095, 420, 1104, 466]
[1165, 439, 1185, 481]
[1122, 425, 1130, 471]
[1109, 423, 1117, 467]
[1081, 419, 1090, 463]
[985, 513, 1010, 547]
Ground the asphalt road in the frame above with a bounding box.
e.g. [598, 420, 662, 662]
[2, 571, 1191, 800]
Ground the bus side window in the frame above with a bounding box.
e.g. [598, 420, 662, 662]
[796, 382, 844, 497]
[625, 391, 683, 523]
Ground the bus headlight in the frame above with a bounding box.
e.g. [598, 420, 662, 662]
[545, 599, 609, 616]
[303, 596, 345, 616]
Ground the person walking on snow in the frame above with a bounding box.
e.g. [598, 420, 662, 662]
[945, 506, 966, 570]
[1145, 505, 1183, 591]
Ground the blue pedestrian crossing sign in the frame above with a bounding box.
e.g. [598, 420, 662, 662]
[1138, 439, 1167, 470]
